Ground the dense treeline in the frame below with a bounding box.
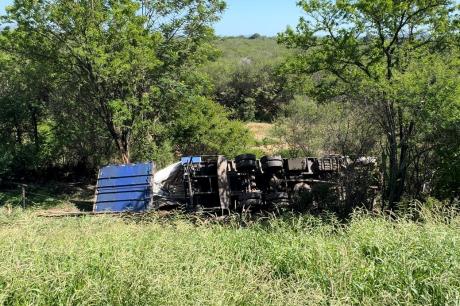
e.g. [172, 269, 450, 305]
[277, 0, 459, 205]
[203, 37, 300, 121]
[0, 0, 459, 208]
[0, 0, 252, 179]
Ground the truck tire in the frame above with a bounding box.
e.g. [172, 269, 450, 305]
[236, 159, 257, 171]
[240, 192, 263, 207]
[265, 192, 290, 207]
[235, 154, 256, 163]
[261, 156, 283, 170]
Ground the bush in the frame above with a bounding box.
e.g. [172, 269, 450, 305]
[271, 96, 379, 157]
[203, 38, 295, 121]
[170, 96, 254, 158]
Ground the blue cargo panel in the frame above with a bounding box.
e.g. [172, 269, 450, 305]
[94, 162, 155, 213]
[181, 156, 202, 165]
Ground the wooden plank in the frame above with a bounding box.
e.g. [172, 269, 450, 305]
[36, 211, 149, 218]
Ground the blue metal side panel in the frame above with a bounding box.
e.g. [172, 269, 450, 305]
[100, 163, 154, 178]
[94, 162, 155, 213]
[181, 156, 202, 165]
[97, 176, 151, 188]
[96, 191, 151, 203]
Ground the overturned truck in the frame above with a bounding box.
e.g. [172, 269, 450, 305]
[94, 154, 378, 214]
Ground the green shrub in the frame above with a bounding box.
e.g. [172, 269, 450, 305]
[170, 96, 254, 158]
[203, 38, 296, 121]
[271, 96, 379, 157]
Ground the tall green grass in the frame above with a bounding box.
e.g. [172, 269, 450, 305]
[0, 210, 459, 305]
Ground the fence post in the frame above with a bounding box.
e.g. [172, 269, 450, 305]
[21, 184, 26, 209]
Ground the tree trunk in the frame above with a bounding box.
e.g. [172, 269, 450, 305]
[386, 129, 401, 208]
[383, 103, 414, 210]
[120, 130, 130, 164]
[30, 106, 40, 151]
[115, 132, 130, 164]
[105, 119, 131, 164]
[120, 148, 130, 164]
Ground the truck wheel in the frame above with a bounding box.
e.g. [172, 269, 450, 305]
[261, 156, 283, 170]
[240, 192, 263, 207]
[235, 154, 256, 163]
[265, 192, 290, 207]
[236, 159, 257, 171]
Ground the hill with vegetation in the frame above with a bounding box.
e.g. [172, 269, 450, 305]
[203, 37, 298, 121]
[206, 36, 291, 73]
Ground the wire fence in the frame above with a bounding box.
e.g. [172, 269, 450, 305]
[1, 182, 93, 209]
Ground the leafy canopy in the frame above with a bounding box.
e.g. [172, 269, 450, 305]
[278, 0, 459, 203]
[1, 0, 233, 164]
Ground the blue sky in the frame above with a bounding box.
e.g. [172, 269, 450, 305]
[0, 0, 302, 36]
[0, 0, 9, 15]
[215, 0, 302, 36]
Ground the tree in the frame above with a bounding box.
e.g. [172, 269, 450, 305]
[272, 96, 378, 157]
[2, 0, 226, 163]
[397, 53, 460, 199]
[0, 45, 53, 176]
[279, 0, 459, 208]
[0, 43, 115, 177]
[170, 96, 253, 157]
[249, 33, 262, 39]
[203, 37, 299, 122]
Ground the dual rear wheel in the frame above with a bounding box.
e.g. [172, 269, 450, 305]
[235, 154, 284, 172]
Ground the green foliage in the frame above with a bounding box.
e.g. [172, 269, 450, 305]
[170, 96, 253, 157]
[1, 0, 226, 164]
[203, 37, 299, 121]
[390, 52, 460, 198]
[0, 0, 258, 177]
[0, 211, 459, 305]
[278, 0, 460, 203]
[272, 96, 378, 157]
[0, 49, 64, 176]
[272, 97, 327, 156]
[129, 122, 176, 169]
[433, 124, 460, 198]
